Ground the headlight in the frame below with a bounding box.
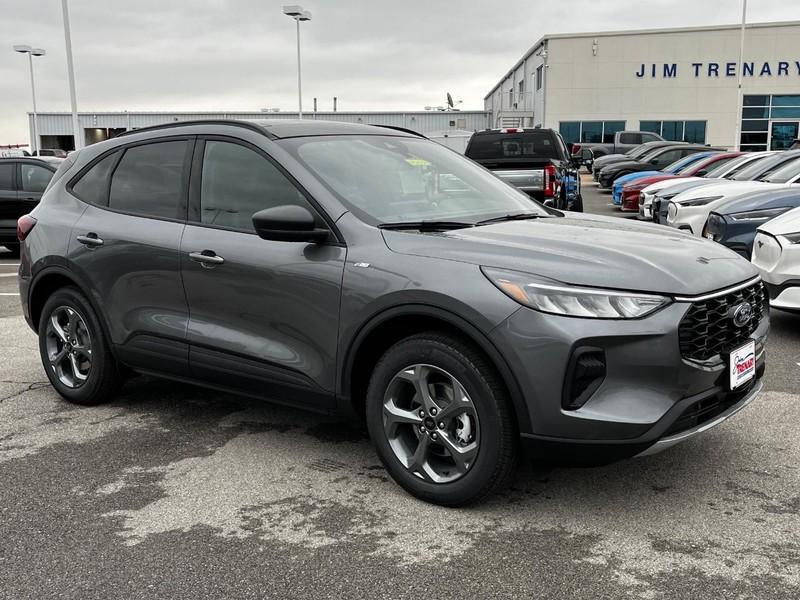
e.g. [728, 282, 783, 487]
[667, 202, 678, 220]
[677, 195, 723, 208]
[730, 207, 791, 222]
[482, 268, 670, 319]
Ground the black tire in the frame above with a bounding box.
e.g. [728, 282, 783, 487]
[4, 244, 20, 258]
[366, 332, 517, 506]
[38, 286, 122, 406]
[570, 193, 584, 213]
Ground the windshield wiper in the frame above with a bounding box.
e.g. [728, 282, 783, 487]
[475, 212, 551, 226]
[378, 220, 474, 232]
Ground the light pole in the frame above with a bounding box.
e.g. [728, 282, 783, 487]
[282, 5, 312, 119]
[734, 0, 748, 151]
[61, 0, 81, 150]
[13, 45, 46, 154]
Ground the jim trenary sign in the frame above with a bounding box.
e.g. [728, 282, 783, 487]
[636, 61, 800, 79]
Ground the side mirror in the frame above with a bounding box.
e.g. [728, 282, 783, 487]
[580, 148, 594, 162]
[252, 205, 329, 243]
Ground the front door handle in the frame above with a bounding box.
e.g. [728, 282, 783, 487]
[76, 233, 104, 247]
[188, 250, 225, 268]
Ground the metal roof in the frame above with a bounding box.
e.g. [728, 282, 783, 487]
[484, 19, 800, 99]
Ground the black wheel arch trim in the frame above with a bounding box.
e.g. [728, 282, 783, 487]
[338, 303, 532, 434]
[27, 264, 121, 363]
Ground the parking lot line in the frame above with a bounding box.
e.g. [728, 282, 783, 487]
[0, 292, 19, 296]
[0, 273, 19, 278]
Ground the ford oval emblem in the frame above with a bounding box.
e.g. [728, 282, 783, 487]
[731, 302, 753, 328]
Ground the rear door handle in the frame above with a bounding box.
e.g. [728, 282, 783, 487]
[76, 233, 104, 247]
[188, 250, 225, 267]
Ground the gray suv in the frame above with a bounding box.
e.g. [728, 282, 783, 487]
[18, 120, 769, 506]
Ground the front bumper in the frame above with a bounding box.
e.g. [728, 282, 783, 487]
[752, 232, 800, 310]
[639, 193, 654, 220]
[666, 204, 709, 235]
[491, 293, 769, 463]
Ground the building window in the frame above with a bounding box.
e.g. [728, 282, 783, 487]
[558, 120, 627, 145]
[638, 120, 707, 143]
[535, 65, 543, 90]
[740, 94, 800, 150]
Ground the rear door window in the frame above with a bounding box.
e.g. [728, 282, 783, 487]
[619, 133, 641, 144]
[19, 163, 54, 193]
[109, 140, 189, 219]
[0, 163, 14, 191]
[466, 131, 559, 159]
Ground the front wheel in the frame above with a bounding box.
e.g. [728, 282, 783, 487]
[366, 333, 517, 506]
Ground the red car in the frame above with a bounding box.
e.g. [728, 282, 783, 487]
[619, 152, 743, 211]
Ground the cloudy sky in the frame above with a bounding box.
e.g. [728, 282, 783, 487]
[2, 0, 799, 144]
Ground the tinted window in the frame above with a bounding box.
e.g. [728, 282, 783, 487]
[20, 164, 53, 193]
[619, 133, 641, 145]
[641, 133, 661, 143]
[71, 152, 119, 205]
[198, 140, 309, 232]
[466, 131, 559, 159]
[602, 121, 626, 143]
[651, 149, 682, 168]
[109, 141, 187, 219]
[0, 163, 13, 191]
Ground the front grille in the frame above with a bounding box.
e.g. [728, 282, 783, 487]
[678, 280, 766, 362]
[664, 382, 754, 437]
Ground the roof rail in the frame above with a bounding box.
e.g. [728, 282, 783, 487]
[368, 124, 427, 138]
[116, 119, 275, 139]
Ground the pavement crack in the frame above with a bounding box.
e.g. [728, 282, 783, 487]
[0, 381, 50, 403]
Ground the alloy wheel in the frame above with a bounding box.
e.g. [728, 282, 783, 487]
[382, 364, 480, 483]
[44, 306, 92, 389]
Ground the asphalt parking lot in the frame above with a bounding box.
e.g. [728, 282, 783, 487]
[0, 185, 798, 599]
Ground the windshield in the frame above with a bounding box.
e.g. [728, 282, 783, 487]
[281, 135, 550, 225]
[690, 154, 735, 176]
[465, 131, 560, 160]
[664, 153, 710, 174]
[716, 154, 765, 178]
[762, 156, 800, 183]
[730, 154, 793, 181]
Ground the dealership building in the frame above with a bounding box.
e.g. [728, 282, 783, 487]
[485, 20, 800, 150]
[25, 110, 491, 152]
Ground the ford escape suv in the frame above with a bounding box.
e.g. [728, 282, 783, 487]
[18, 120, 768, 506]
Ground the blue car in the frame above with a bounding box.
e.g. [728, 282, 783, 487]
[611, 151, 719, 205]
[704, 187, 800, 258]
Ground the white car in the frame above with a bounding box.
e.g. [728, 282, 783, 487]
[667, 155, 800, 235]
[751, 205, 800, 312]
[640, 151, 778, 222]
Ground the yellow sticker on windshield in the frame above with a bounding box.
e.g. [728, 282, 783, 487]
[405, 158, 430, 166]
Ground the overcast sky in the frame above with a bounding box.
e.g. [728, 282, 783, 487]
[2, 0, 800, 144]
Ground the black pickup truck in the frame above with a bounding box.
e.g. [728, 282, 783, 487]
[465, 127, 582, 211]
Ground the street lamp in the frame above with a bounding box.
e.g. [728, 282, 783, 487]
[13, 45, 45, 154]
[282, 5, 312, 119]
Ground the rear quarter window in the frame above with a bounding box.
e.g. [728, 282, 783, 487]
[619, 133, 641, 145]
[70, 152, 119, 205]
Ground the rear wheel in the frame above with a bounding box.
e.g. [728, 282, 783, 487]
[38, 287, 122, 405]
[366, 332, 517, 506]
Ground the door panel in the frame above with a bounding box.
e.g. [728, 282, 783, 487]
[181, 225, 345, 406]
[69, 205, 190, 374]
[0, 163, 19, 232]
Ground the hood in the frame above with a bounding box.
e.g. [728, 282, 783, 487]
[673, 181, 776, 203]
[717, 188, 800, 216]
[642, 176, 702, 195]
[604, 160, 650, 173]
[758, 205, 800, 235]
[382, 213, 757, 296]
[616, 171, 662, 186]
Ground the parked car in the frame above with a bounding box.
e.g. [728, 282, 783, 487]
[642, 152, 773, 222]
[0, 157, 58, 256]
[704, 187, 800, 257]
[667, 153, 800, 235]
[465, 127, 582, 211]
[620, 152, 742, 214]
[571, 131, 665, 168]
[592, 141, 685, 180]
[611, 151, 720, 207]
[597, 144, 721, 189]
[751, 206, 800, 312]
[32, 149, 68, 158]
[18, 119, 768, 506]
